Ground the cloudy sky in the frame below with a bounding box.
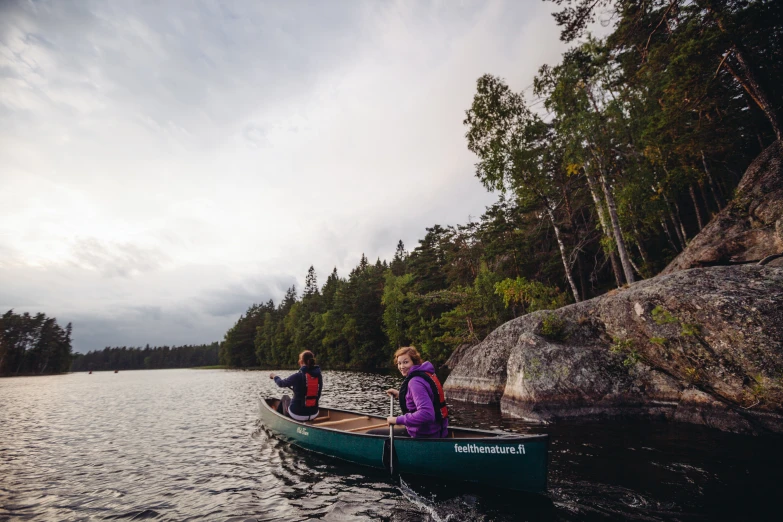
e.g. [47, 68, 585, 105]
[1, 0, 577, 353]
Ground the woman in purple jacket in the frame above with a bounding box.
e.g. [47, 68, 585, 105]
[369, 346, 449, 438]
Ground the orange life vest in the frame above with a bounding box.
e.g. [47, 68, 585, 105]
[304, 372, 320, 408]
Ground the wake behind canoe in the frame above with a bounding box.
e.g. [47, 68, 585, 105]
[259, 398, 548, 493]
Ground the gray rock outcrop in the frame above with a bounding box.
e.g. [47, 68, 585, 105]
[444, 265, 783, 434]
[662, 140, 783, 273]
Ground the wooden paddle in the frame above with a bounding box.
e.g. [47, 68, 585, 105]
[389, 393, 395, 475]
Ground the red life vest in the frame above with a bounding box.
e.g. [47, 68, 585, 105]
[399, 370, 449, 422]
[304, 372, 320, 408]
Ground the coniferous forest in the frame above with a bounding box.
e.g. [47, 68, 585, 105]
[0, 310, 73, 376]
[70, 343, 220, 372]
[1, 310, 219, 374]
[219, 0, 782, 370]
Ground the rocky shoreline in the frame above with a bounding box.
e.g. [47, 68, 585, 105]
[444, 265, 783, 434]
[444, 141, 783, 435]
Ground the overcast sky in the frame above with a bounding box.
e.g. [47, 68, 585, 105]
[1, 0, 577, 353]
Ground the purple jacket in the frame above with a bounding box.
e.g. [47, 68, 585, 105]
[395, 361, 449, 438]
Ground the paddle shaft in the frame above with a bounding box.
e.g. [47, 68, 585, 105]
[389, 394, 394, 475]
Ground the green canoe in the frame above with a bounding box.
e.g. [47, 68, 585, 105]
[259, 398, 548, 493]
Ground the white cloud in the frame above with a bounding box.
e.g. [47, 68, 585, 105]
[0, 0, 574, 352]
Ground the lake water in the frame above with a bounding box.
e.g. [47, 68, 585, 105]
[1, 369, 780, 521]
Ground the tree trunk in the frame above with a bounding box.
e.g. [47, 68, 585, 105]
[598, 170, 635, 284]
[672, 200, 689, 245]
[660, 216, 680, 253]
[628, 256, 644, 279]
[631, 220, 650, 268]
[707, 7, 781, 140]
[670, 208, 687, 249]
[583, 87, 634, 284]
[701, 150, 724, 209]
[577, 252, 587, 301]
[586, 167, 624, 287]
[659, 165, 691, 243]
[607, 245, 624, 287]
[698, 181, 713, 217]
[700, 4, 781, 139]
[544, 202, 581, 302]
[689, 185, 704, 230]
[723, 54, 781, 141]
[659, 188, 687, 249]
[466, 316, 477, 342]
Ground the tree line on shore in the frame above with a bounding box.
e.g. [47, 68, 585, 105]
[220, 0, 781, 371]
[70, 343, 220, 372]
[1, 310, 220, 375]
[0, 310, 73, 376]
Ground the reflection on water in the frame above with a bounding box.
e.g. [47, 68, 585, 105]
[1, 369, 781, 521]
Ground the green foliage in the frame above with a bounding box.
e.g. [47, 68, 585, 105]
[651, 306, 679, 325]
[495, 277, 570, 316]
[623, 350, 641, 367]
[436, 264, 510, 349]
[610, 337, 634, 354]
[751, 374, 767, 401]
[381, 272, 415, 349]
[680, 323, 701, 337]
[649, 336, 667, 346]
[525, 357, 543, 380]
[610, 337, 641, 367]
[599, 235, 617, 254]
[539, 313, 568, 341]
[1, 310, 73, 376]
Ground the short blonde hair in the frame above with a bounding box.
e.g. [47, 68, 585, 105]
[394, 346, 422, 365]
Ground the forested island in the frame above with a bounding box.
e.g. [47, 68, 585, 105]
[219, 0, 782, 383]
[70, 343, 220, 372]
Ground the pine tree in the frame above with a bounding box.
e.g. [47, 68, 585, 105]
[303, 266, 319, 298]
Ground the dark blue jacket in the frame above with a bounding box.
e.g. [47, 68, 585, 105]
[274, 365, 323, 416]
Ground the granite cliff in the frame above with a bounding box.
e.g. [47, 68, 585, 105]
[444, 141, 783, 434]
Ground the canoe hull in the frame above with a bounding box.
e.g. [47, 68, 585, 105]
[392, 434, 548, 493]
[260, 400, 387, 468]
[259, 399, 548, 493]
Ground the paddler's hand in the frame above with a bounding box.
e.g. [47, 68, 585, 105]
[386, 416, 397, 425]
[385, 389, 399, 398]
[269, 373, 276, 379]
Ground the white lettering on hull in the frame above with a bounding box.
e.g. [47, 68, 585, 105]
[454, 443, 525, 455]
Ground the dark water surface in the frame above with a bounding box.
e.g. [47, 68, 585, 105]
[1, 369, 780, 521]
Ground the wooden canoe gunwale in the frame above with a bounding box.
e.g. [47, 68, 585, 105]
[261, 397, 547, 442]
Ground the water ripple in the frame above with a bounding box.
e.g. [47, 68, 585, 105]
[2, 369, 781, 521]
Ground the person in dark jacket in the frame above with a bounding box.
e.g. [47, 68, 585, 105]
[269, 350, 323, 421]
[367, 346, 449, 438]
